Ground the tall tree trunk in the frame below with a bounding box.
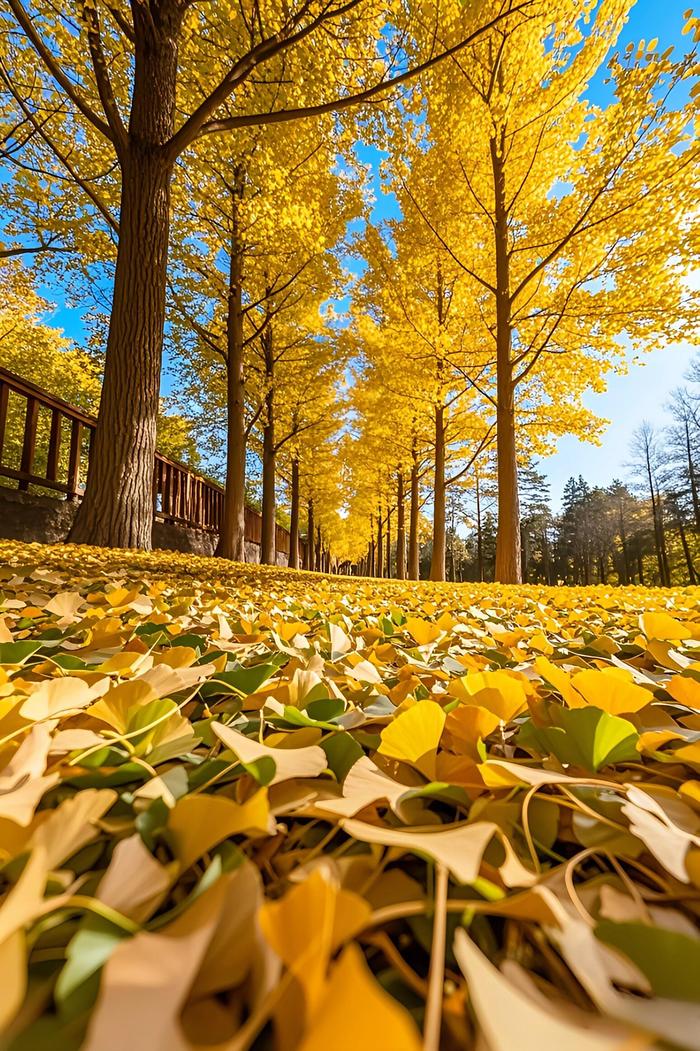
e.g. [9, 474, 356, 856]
[289, 457, 300, 569]
[685, 420, 700, 532]
[216, 172, 246, 560]
[475, 472, 484, 583]
[430, 404, 446, 581]
[659, 506, 670, 587]
[260, 320, 276, 565]
[491, 135, 521, 583]
[408, 444, 420, 580]
[306, 499, 315, 571]
[386, 503, 392, 578]
[637, 539, 645, 586]
[676, 509, 697, 584]
[645, 450, 669, 586]
[448, 530, 456, 582]
[315, 525, 321, 573]
[618, 502, 630, 585]
[69, 5, 183, 547]
[396, 471, 406, 579]
[376, 506, 383, 579]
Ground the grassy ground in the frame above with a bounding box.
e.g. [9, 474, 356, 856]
[1, 541, 700, 1050]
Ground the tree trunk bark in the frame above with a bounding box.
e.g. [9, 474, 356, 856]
[475, 472, 484, 582]
[685, 420, 700, 532]
[315, 525, 322, 573]
[260, 322, 276, 565]
[68, 3, 182, 549]
[386, 503, 392, 578]
[618, 503, 630, 585]
[289, 457, 300, 569]
[599, 554, 607, 584]
[430, 405, 446, 581]
[645, 450, 669, 586]
[677, 510, 697, 584]
[306, 499, 315, 571]
[408, 445, 420, 580]
[659, 502, 671, 587]
[376, 508, 383, 579]
[216, 172, 246, 561]
[542, 526, 550, 585]
[396, 471, 406, 579]
[491, 135, 521, 583]
[520, 524, 528, 584]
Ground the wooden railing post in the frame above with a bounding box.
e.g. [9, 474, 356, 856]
[0, 381, 8, 464]
[18, 397, 39, 491]
[47, 409, 61, 483]
[67, 420, 83, 499]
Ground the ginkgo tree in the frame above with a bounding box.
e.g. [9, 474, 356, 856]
[342, 351, 429, 580]
[391, 0, 700, 582]
[350, 204, 495, 581]
[0, 0, 519, 551]
[167, 112, 357, 562]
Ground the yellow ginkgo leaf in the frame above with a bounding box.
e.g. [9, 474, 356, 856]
[570, 669, 652, 715]
[448, 671, 528, 722]
[298, 943, 422, 1051]
[679, 781, 700, 805]
[86, 679, 157, 732]
[44, 591, 84, 624]
[640, 611, 693, 641]
[529, 632, 554, 655]
[20, 676, 102, 721]
[666, 675, 700, 709]
[673, 742, 700, 766]
[95, 651, 153, 677]
[534, 656, 581, 707]
[260, 867, 371, 1023]
[211, 721, 327, 784]
[377, 699, 445, 777]
[444, 704, 500, 758]
[404, 617, 442, 647]
[168, 791, 273, 871]
[275, 620, 309, 641]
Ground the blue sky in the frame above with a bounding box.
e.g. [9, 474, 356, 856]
[23, 0, 698, 509]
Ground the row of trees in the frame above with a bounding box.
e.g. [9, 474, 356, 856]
[334, 2, 698, 581]
[1, 1, 698, 581]
[351, 368, 700, 588]
[0, 0, 530, 571]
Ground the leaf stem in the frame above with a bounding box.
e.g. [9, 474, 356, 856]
[423, 861, 448, 1051]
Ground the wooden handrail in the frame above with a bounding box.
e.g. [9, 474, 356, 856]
[0, 365, 303, 561]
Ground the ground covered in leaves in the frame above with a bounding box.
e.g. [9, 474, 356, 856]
[2, 542, 700, 1050]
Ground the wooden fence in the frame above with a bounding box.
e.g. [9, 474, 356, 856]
[0, 366, 301, 562]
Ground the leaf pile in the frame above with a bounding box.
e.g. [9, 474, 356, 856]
[2, 541, 700, 1050]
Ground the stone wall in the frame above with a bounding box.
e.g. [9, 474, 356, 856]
[0, 486, 289, 565]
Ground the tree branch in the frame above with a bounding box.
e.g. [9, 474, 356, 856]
[80, 0, 128, 151]
[0, 63, 120, 235]
[7, 0, 114, 141]
[196, 1, 535, 138]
